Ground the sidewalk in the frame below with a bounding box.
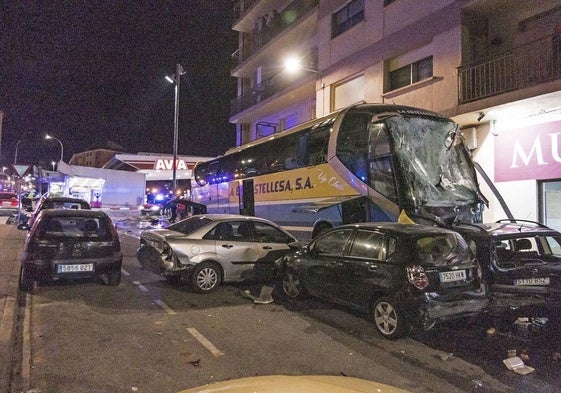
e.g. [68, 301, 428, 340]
[0, 223, 27, 393]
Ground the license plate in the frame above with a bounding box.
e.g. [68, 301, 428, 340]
[439, 270, 466, 282]
[57, 264, 94, 273]
[514, 277, 550, 286]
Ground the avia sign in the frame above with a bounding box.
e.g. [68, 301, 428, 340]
[494, 120, 561, 182]
[154, 159, 195, 171]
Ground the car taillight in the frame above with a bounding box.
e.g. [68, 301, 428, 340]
[406, 264, 430, 290]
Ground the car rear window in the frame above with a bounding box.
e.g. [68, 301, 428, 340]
[168, 216, 212, 234]
[0, 193, 16, 200]
[494, 235, 561, 267]
[39, 216, 112, 241]
[416, 234, 463, 265]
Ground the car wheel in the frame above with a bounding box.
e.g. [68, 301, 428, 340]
[372, 297, 407, 339]
[106, 270, 121, 286]
[281, 269, 306, 299]
[19, 265, 37, 292]
[191, 262, 222, 293]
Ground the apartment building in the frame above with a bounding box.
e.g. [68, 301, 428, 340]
[230, 0, 561, 230]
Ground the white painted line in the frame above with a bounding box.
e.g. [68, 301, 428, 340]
[21, 294, 31, 392]
[121, 268, 130, 276]
[154, 299, 176, 315]
[187, 327, 224, 357]
[132, 280, 149, 292]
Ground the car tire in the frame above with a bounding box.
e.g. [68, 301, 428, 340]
[106, 270, 121, 286]
[372, 297, 407, 339]
[280, 268, 306, 299]
[190, 262, 222, 293]
[19, 265, 37, 292]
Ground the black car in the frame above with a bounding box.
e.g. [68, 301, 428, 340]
[18, 209, 122, 291]
[277, 223, 488, 339]
[27, 196, 91, 228]
[452, 219, 561, 320]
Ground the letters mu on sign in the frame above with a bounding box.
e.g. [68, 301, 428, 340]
[494, 120, 561, 182]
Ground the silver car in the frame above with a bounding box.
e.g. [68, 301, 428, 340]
[136, 214, 299, 293]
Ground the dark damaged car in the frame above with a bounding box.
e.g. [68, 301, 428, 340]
[452, 220, 561, 320]
[277, 223, 488, 339]
[137, 214, 301, 293]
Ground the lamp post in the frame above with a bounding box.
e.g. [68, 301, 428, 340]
[14, 139, 22, 165]
[165, 63, 185, 193]
[45, 134, 64, 162]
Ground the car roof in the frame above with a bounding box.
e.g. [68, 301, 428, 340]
[37, 209, 109, 219]
[336, 222, 459, 236]
[452, 220, 560, 237]
[193, 214, 282, 225]
[40, 196, 90, 203]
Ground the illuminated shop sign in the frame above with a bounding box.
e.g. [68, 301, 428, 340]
[153, 159, 195, 170]
[495, 120, 561, 182]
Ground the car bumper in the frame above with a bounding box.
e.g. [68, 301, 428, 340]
[23, 255, 122, 281]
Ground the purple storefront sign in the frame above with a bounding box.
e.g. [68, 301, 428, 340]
[494, 120, 561, 182]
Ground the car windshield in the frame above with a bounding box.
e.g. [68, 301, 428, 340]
[416, 233, 467, 265]
[167, 216, 213, 234]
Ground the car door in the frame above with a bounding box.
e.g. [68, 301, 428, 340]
[329, 229, 389, 309]
[298, 228, 354, 298]
[212, 221, 261, 281]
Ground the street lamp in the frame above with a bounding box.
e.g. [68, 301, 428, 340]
[14, 139, 23, 164]
[51, 161, 56, 171]
[165, 63, 186, 192]
[45, 134, 64, 162]
[283, 55, 319, 74]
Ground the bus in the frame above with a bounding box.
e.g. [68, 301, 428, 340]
[193, 103, 487, 241]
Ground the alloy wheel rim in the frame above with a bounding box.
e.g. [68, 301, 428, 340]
[282, 273, 300, 297]
[197, 267, 218, 290]
[374, 302, 398, 335]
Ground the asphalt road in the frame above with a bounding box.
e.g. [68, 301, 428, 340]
[5, 213, 561, 393]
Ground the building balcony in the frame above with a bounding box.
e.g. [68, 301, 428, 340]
[231, 0, 319, 68]
[458, 34, 561, 105]
[230, 50, 318, 118]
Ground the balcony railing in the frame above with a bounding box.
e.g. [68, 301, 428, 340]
[232, 0, 319, 67]
[233, 0, 259, 21]
[458, 34, 561, 104]
[230, 50, 318, 117]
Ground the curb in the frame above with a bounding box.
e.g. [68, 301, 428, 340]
[0, 224, 26, 393]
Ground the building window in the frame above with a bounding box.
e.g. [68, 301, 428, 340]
[332, 0, 365, 38]
[388, 56, 433, 91]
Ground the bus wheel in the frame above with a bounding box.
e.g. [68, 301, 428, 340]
[312, 223, 332, 238]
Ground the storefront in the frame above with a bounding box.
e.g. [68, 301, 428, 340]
[472, 108, 561, 232]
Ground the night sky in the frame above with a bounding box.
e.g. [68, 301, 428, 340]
[0, 0, 237, 169]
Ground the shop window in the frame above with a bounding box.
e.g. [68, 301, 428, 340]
[332, 0, 365, 38]
[387, 56, 433, 92]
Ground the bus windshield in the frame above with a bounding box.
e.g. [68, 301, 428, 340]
[336, 107, 484, 225]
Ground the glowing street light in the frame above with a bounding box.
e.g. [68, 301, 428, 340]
[283, 55, 318, 74]
[45, 134, 64, 162]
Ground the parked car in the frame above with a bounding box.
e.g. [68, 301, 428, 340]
[276, 223, 488, 339]
[18, 209, 122, 291]
[136, 214, 301, 293]
[452, 219, 561, 320]
[0, 191, 18, 209]
[27, 196, 91, 228]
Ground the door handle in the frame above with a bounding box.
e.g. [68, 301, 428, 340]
[221, 244, 234, 249]
[262, 246, 272, 250]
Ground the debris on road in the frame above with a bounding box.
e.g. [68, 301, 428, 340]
[503, 356, 535, 375]
[241, 286, 274, 304]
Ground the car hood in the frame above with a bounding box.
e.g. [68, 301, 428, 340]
[177, 375, 411, 393]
